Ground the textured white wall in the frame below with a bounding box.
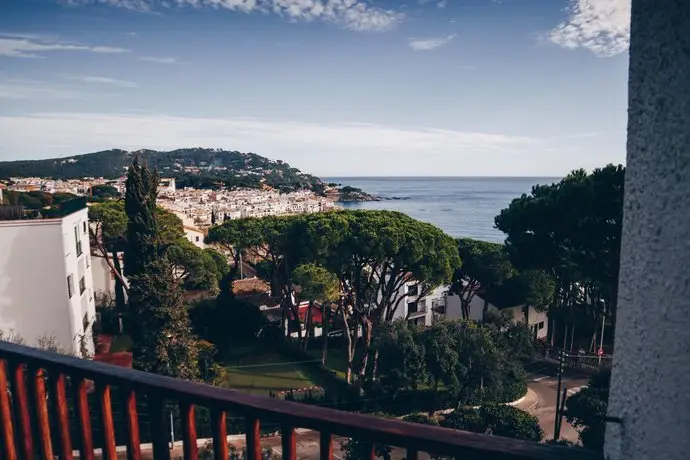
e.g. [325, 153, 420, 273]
[605, 2, 690, 459]
[0, 219, 72, 350]
[0, 207, 95, 355]
[60, 207, 95, 354]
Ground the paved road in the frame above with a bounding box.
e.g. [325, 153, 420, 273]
[524, 361, 589, 443]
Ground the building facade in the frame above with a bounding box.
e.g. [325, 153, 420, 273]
[0, 199, 96, 355]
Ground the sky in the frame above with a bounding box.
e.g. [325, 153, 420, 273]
[0, 0, 631, 176]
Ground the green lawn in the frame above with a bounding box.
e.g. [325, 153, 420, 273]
[218, 347, 322, 395]
[306, 348, 349, 380]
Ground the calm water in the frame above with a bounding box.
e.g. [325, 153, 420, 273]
[325, 177, 560, 243]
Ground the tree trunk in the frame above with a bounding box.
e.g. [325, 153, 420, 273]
[359, 317, 372, 380]
[321, 305, 329, 366]
[371, 349, 380, 382]
[302, 301, 313, 352]
[569, 325, 576, 352]
[112, 251, 126, 313]
[562, 323, 568, 349]
[341, 306, 354, 384]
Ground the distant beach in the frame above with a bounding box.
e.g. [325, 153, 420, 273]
[325, 177, 560, 243]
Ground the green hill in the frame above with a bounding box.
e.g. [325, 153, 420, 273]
[0, 148, 327, 194]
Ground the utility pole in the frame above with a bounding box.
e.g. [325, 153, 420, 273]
[553, 349, 566, 441]
[598, 314, 606, 366]
[555, 387, 568, 440]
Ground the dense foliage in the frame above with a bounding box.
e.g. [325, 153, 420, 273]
[1, 189, 77, 208]
[373, 319, 529, 405]
[495, 164, 624, 351]
[0, 147, 326, 194]
[441, 404, 544, 442]
[207, 210, 460, 383]
[124, 159, 199, 379]
[565, 368, 611, 452]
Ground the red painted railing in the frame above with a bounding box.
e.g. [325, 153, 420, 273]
[0, 341, 599, 460]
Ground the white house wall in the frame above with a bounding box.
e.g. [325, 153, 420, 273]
[0, 206, 95, 355]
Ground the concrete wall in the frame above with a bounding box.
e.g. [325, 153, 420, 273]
[0, 208, 95, 355]
[0, 219, 74, 352]
[61, 207, 96, 355]
[184, 227, 206, 249]
[604, 2, 690, 459]
[91, 252, 128, 301]
[440, 291, 548, 339]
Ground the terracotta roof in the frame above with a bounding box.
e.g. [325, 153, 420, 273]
[183, 225, 206, 234]
[233, 277, 270, 295]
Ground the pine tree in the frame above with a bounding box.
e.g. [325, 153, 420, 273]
[125, 158, 199, 380]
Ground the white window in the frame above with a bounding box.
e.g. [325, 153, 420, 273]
[79, 276, 86, 295]
[74, 226, 83, 256]
[538, 321, 545, 330]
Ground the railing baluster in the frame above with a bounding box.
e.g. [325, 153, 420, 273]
[281, 425, 296, 460]
[32, 368, 53, 460]
[245, 417, 261, 460]
[52, 373, 73, 460]
[10, 363, 33, 460]
[0, 360, 17, 460]
[96, 383, 117, 460]
[407, 448, 419, 460]
[124, 389, 142, 460]
[362, 442, 375, 460]
[73, 379, 94, 460]
[180, 402, 198, 460]
[149, 396, 171, 460]
[319, 431, 332, 460]
[211, 410, 227, 460]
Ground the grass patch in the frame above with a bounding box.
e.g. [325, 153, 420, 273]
[218, 347, 322, 395]
[306, 348, 349, 380]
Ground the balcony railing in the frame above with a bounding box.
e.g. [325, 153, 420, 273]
[0, 340, 598, 460]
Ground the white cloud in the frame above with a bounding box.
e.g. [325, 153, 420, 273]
[549, 0, 631, 57]
[0, 112, 540, 174]
[0, 33, 128, 58]
[67, 75, 138, 87]
[408, 33, 457, 51]
[62, 0, 404, 32]
[139, 56, 177, 64]
[0, 80, 85, 100]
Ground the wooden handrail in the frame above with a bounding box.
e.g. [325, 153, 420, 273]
[0, 341, 598, 460]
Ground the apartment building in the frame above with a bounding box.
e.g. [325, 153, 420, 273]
[0, 198, 96, 355]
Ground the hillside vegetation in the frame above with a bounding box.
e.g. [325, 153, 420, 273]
[0, 148, 328, 194]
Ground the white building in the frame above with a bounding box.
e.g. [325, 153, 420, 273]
[442, 290, 548, 340]
[184, 225, 206, 249]
[0, 199, 96, 355]
[91, 252, 127, 303]
[386, 280, 448, 327]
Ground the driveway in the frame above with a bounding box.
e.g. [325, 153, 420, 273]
[524, 361, 589, 443]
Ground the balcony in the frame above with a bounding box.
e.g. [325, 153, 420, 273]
[0, 340, 596, 460]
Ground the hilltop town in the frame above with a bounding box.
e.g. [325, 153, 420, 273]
[1, 176, 338, 229]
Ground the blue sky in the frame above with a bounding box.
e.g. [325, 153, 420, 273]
[0, 0, 631, 176]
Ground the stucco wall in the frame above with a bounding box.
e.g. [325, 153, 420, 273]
[604, 1, 690, 459]
[61, 207, 96, 354]
[0, 208, 95, 355]
[0, 219, 73, 350]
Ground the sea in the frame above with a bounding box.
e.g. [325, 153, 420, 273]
[324, 177, 560, 243]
